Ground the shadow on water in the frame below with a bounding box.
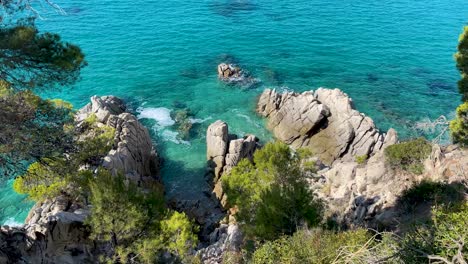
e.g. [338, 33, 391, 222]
[209, 0, 258, 17]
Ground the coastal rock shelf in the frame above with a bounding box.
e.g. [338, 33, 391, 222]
[257, 88, 395, 165]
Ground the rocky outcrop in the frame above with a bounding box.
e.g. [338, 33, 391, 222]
[0, 195, 94, 264]
[257, 88, 391, 165]
[206, 120, 260, 206]
[0, 96, 161, 263]
[76, 95, 161, 184]
[197, 224, 243, 264]
[312, 136, 468, 229]
[217, 63, 260, 87]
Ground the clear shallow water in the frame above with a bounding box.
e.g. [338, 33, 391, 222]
[2, 0, 468, 224]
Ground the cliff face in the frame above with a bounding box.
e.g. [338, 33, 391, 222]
[0, 96, 160, 264]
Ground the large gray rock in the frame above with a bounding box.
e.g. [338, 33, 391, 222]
[77, 95, 161, 183]
[206, 121, 260, 205]
[257, 88, 390, 165]
[0, 195, 94, 264]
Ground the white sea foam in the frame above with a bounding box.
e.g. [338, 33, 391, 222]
[189, 116, 212, 124]
[3, 217, 23, 227]
[162, 130, 190, 145]
[137, 107, 175, 127]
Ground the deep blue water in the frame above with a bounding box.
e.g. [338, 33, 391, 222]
[2, 0, 468, 224]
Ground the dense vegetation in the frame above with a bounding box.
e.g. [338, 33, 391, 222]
[451, 26, 468, 146]
[384, 137, 432, 174]
[0, 0, 86, 180]
[249, 201, 468, 264]
[0, 81, 75, 178]
[222, 142, 323, 241]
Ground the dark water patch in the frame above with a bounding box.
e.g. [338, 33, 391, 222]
[427, 79, 455, 92]
[179, 67, 201, 79]
[261, 67, 286, 86]
[209, 0, 258, 17]
[367, 73, 379, 83]
[63, 6, 84, 15]
[215, 53, 241, 65]
[410, 67, 433, 77]
[264, 12, 292, 22]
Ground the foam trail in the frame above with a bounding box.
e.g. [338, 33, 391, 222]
[137, 107, 175, 127]
[3, 217, 23, 227]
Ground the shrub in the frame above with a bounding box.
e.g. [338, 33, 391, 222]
[396, 201, 468, 263]
[87, 170, 198, 263]
[384, 138, 432, 174]
[355, 154, 368, 165]
[450, 102, 468, 147]
[251, 228, 386, 264]
[455, 26, 468, 101]
[13, 158, 69, 201]
[75, 125, 115, 163]
[223, 142, 323, 241]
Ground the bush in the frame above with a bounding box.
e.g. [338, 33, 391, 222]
[13, 158, 68, 201]
[87, 170, 198, 263]
[450, 102, 468, 147]
[355, 154, 368, 165]
[455, 26, 468, 101]
[384, 138, 432, 174]
[396, 201, 468, 263]
[251, 228, 385, 264]
[223, 142, 323, 241]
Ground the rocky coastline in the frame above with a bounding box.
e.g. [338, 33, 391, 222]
[0, 87, 466, 263]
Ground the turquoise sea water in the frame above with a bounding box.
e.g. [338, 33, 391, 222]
[2, 0, 468, 224]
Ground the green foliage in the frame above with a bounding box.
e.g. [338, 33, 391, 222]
[355, 154, 368, 165]
[450, 102, 468, 147]
[396, 202, 468, 263]
[87, 170, 198, 263]
[455, 26, 468, 101]
[223, 142, 323, 241]
[76, 125, 115, 164]
[0, 25, 86, 90]
[251, 228, 377, 264]
[384, 138, 432, 174]
[13, 158, 68, 201]
[0, 90, 75, 178]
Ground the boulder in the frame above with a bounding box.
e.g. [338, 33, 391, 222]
[257, 88, 391, 165]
